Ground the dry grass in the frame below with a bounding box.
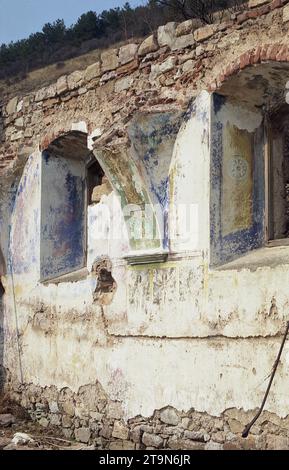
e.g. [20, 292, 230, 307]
[0, 36, 142, 101]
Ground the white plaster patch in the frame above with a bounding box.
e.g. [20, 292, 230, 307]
[71, 121, 87, 133]
[88, 128, 103, 150]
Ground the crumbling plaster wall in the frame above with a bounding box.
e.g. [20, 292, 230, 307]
[2, 0, 289, 444]
[3, 89, 289, 424]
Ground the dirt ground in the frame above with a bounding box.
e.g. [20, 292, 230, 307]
[0, 395, 91, 451]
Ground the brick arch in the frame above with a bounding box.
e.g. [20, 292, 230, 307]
[208, 43, 289, 92]
[39, 124, 88, 152]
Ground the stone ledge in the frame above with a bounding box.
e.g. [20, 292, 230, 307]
[124, 251, 168, 266]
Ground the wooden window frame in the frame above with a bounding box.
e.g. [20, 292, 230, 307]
[265, 118, 289, 247]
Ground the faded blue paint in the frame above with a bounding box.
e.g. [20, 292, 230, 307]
[183, 96, 210, 127]
[9, 154, 40, 275]
[129, 112, 182, 249]
[0, 180, 18, 274]
[213, 93, 226, 115]
[210, 94, 265, 266]
[40, 153, 86, 281]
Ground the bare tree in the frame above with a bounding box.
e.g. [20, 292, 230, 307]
[155, 0, 246, 24]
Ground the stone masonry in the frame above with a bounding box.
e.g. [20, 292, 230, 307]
[2, 0, 289, 451]
[5, 375, 289, 450]
[1, 0, 289, 179]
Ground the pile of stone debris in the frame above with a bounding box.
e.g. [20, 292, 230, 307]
[0, 399, 93, 451]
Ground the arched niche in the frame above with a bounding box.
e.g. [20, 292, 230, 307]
[211, 59, 289, 266]
[40, 130, 143, 280]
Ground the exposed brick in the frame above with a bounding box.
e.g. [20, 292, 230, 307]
[260, 44, 270, 60]
[249, 0, 270, 7]
[231, 61, 241, 75]
[248, 9, 260, 18]
[258, 3, 271, 14]
[42, 98, 59, 109]
[266, 43, 281, 60]
[276, 44, 289, 61]
[251, 46, 262, 64]
[40, 131, 61, 151]
[239, 51, 251, 69]
[237, 13, 249, 24]
[270, 0, 283, 9]
[117, 58, 139, 76]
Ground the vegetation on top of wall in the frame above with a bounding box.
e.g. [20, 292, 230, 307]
[0, 0, 246, 81]
[156, 0, 246, 23]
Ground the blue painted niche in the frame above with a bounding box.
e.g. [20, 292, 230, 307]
[40, 151, 86, 281]
[210, 94, 265, 267]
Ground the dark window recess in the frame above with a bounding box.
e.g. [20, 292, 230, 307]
[283, 126, 289, 238]
[268, 113, 289, 241]
[40, 131, 90, 281]
[87, 160, 104, 205]
[40, 130, 111, 281]
[40, 151, 86, 281]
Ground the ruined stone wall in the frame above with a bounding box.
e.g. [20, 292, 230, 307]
[2, 0, 289, 451]
[6, 375, 289, 450]
[1, 0, 289, 178]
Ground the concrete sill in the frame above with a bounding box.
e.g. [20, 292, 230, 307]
[41, 267, 89, 285]
[266, 239, 289, 247]
[124, 251, 168, 266]
[216, 245, 289, 272]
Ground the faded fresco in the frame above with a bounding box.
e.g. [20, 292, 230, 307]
[222, 123, 254, 236]
[2, 0, 289, 450]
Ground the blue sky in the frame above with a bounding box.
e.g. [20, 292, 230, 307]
[0, 0, 144, 45]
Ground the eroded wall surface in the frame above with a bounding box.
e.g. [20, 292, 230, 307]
[2, 0, 289, 451]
